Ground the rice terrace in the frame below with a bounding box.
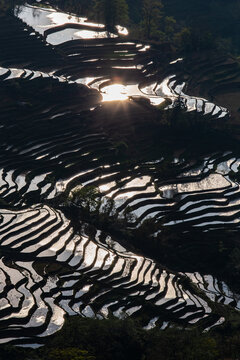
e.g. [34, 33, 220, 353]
[0, 0, 240, 359]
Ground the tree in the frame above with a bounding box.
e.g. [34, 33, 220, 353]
[69, 185, 101, 213]
[173, 27, 192, 51]
[57, 0, 94, 17]
[93, 0, 129, 33]
[0, 0, 24, 13]
[141, 0, 163, 39]
[164, 16, 176, 40]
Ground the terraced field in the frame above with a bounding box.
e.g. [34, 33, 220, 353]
[0, 2, 240, 346]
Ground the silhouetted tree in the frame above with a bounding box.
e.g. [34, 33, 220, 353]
[93, 0, 129, 33]
[141, 0, 163, 39]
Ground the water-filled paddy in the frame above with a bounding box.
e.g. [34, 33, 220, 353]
[0, 1, 240, 346]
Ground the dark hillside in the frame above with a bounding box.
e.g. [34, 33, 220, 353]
[162, 0, 240, 52]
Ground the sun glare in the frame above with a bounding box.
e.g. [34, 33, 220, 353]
[101, 84, 128, 102]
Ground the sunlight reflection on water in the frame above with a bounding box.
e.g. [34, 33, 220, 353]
[101, 84, 129, 101]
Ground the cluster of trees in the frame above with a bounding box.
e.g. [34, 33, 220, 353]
[36, 0, 164, 38]
[47, 0, 222, 52]
[163, 0, 240, 54]
[43, 0, 235, 52]
[93, 0, 129, 33]
[1, 316, 240, 360]
[90, 0, 219, 51]
[59, 184, 136, 236]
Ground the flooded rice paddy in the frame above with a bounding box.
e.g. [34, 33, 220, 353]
[0, 2, 240, 346]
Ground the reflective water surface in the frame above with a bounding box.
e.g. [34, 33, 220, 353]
[0, 1, 238, 346]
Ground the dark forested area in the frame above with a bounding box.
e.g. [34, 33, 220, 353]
[1, 317, 240, 360]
